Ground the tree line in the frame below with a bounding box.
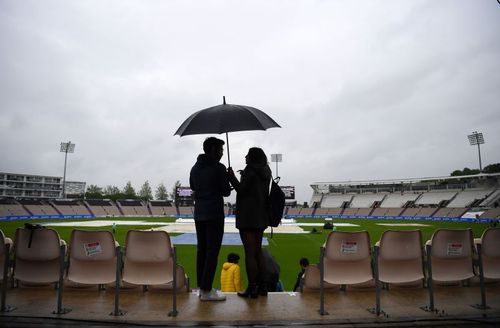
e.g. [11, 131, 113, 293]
[450, 163, 500, 176]
[84, 180, 182, 201]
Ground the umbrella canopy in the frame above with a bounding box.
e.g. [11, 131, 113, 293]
[174, 97, 280, 136]
[174, 97, 281, 167]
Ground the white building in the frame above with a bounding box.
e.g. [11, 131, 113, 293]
[0, 172, 86, 199]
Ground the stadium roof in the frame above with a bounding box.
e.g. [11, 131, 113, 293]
[311, 173, 500, 190]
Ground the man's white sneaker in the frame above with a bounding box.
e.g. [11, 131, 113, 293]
[200, 289, 226, 301]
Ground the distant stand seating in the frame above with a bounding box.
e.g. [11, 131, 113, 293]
[371, 208, 403, 217]
[480, 208, 500, 219]
[117, 200, 150, 216]
[414, 191, 457, 207]
[286, 207, 301, 216]
[447, 189, 494, 207]
[149, 201, 177, 217]
[300, 208, 314, 216]
[432, 207, 468, 218]
[17, 199, 59, 216]
[380, 193, 419, 208]
[177, 206, 193, 217]
[0, 199, 30, 216]
[401, 207, 438, 217]
[85, 199, 122, 217]
[52, 200, 91, 216]
[350, 193, 385, 208]
[320, 194, 353, 208]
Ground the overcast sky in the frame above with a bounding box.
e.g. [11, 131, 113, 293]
[1, 0, 499, 204]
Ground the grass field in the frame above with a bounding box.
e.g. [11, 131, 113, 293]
[0, 217, 492, 291]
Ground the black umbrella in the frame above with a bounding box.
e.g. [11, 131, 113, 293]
[174, 96, 281, 167]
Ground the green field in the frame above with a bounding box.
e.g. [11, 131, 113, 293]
[0, 217, 491, 291]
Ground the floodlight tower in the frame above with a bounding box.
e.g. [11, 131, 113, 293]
[271, 153, 282, 178]
[467, 131, 484, 172]
[60, 141, 75, 198]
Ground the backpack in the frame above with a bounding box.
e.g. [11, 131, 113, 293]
[268, 177, 286, 228]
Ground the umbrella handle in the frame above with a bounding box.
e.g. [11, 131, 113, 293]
[225, 132, 231, 168]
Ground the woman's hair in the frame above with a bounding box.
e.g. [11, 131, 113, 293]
[246, 147, 267, 165]
[227, 252, 240, 263]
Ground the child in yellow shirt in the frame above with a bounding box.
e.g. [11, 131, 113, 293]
[220, 253, 242, 292]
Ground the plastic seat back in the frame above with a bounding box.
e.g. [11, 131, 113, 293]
[323, 231, 372, 285]
[378, 230, 424, 284]
[0, 230, 13, 283]
[430, 229, 474, 282]
[67, 230, 117, 285]
[480, 228, 500, 279]
[122, 230, 174, 285]
[13, 227, 63, 284]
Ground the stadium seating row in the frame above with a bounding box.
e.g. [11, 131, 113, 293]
[318, 188, 496, 209]
[3, 227, 499, 317]
[300, 228, 500, 315]
[0, 200, 235, 218]
[285, 206, 499, 219]
[0, 228, 187, 316]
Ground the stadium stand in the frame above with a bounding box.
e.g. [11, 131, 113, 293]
[320, 194, 353, 208]
[356, 208, 373, 216]
[432, 207, 468, 218]
[178, 206, 193, 217]
[286, 207, 301, 216]
[371, 207, 404, 217]
[299, 208, 314, 216]
[327, 208, 343, 215]
[314, 208, 329, 216]
[414, 191, 458, 206]
[342, 208, 358, 216]
[149, 201, 177, 217]
[350, 193, 385, 208]
[480, 208, 500, 219]
[380, 193, 419, 208]
[447, 188, 494, 207]
[400, 207, 419, 216]
[480, 189, 500, 207]
[310, 194, 322, 207]
[117, 199, 150, 216]
[85, 199, 122, 217]
[0, 199, 30, 216]
[417, 207, 438, 217]
[18, 199, 59, 216]
[52, 200, 91, 216]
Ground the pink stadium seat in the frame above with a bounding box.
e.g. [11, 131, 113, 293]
[1, 230, 14, 312]
[66, 230, 122, 316]
[319, 231, 373, 315]
[423, 229, 475, 312]
[474, 228, 500, 309]
[13, 227, 68, 314]
[373, 230, 424, 315]
[121, 230, 179, 316]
